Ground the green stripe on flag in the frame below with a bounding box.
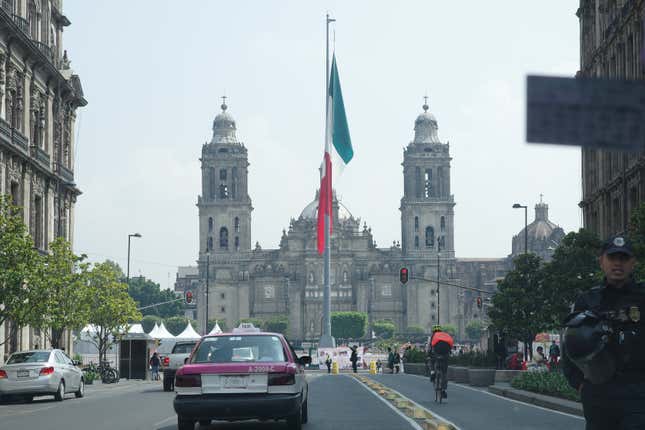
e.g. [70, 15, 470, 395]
[330, 55, 353, 164]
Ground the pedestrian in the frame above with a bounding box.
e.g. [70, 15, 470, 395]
[494, 337, 507, 370]
[387, 347, 395, 374]
[325, 354, 332, 374]
[548, 340, 560, 370]
[149, 352, 161, 381]
[376, 359, 382, 374]
[350, 345, 359, 373]
[561, 234, 645, 429]
[532, 346, 547, 368]
[394, 350, 401, 374]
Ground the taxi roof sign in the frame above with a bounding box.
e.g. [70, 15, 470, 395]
[233, 322, 262, 333]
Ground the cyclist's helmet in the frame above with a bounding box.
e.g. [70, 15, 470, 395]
[563, 310, 616, 384]
[432, 325, 442, 333]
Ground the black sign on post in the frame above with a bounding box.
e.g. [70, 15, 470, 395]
[526, 75, 645, 152]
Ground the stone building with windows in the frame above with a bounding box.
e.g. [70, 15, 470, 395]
[577, 0, 645, 238]
[0, 0, 86, 363]
[179, 99, 469, 342]
[510, 199, 566, 262]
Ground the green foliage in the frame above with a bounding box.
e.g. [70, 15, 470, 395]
[372, 320, 396, 339]
[406, 325, 425, 334]
[264, 316, 289, 335]
[83, 370, 97, 384]
[541, 229, 602, 329]
[629, 204, 645, 280]
[441, 324, 457, 337]
[403, 347, 426, 363]
[141, 315, 162, 333]
[511, 371, 579, 402]
[128, 276, 183, 318]
[85, 262, 142, 363]
[37, 238, 91, 348]
[488, 254, 547, 344]
[331, 311, 367, 339]
[208, 319, 228, 333]
[465, 320, 483, 340]
[164, 316, 197, 336]
[0, 195, 43, 344]
[448, 350, 497, 368]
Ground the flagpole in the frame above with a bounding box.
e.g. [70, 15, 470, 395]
[320, 13, 335, 349]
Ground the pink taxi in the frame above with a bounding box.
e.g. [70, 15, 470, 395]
[173, 323, 311, 430]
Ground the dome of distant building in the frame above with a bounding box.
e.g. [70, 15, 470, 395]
[212, 101, 238, 144]
[299, 190, 354, 220]
[413, 101, 440, 144]
[511, 199, 565, 261]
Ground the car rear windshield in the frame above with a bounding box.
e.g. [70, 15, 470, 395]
[173, 342, 196, 354]
[7, 351, 51, 364]
[192, 335, 286, 363]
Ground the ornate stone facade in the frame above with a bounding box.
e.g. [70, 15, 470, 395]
[577, 0, 645, 238]
[0, 0, 86, 363]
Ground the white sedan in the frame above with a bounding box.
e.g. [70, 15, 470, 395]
[0, 349, 84, 402]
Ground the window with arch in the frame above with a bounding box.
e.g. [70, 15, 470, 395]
[209, 167, 216, 199]
[440, 216, 445, 232]
[415, 167, 422, 198]
[414, 236, 419, 248]
[425, 226, 434, 248]
[219, 184, 228, 199]
[219, 169, 227, 180]
[235, 236, 239, 250]
[414, 216, 419, 231]
[234, 217, 240, 233]
[208, 217, 213, 232]
[231, 167, 238, 198]
[219, 227, 229, 249]
[207, 237, 213, 251]
[424, 169, 433, 198]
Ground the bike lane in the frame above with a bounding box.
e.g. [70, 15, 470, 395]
[368, 373, 585, 430]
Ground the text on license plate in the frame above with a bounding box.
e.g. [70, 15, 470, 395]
[223, 376, 248, 388]
[17, 370, 29, 378]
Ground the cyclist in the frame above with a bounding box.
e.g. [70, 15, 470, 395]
[427, 325, 454, 399]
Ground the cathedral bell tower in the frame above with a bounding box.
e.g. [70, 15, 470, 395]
[400, 99, 455, 258]
[197, 99, 253, 256]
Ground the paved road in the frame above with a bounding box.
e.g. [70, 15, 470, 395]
[0, 374, 418, 430]
[368, 373, 586, 430]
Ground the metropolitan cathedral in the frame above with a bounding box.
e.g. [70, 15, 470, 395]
[178, 98, 561, 342]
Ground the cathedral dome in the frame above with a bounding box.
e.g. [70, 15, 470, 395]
[413, 102, 440, 144]
[511, 199, 566, 260]
[299, 190, 353, 220]
[212, 102, 238, 144]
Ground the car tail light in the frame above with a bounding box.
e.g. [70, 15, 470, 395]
[175, 373, 201, 387]
[0, 370, 6, 379]
[163, 357, 170, 367]
[268, 373, 295, 386]
[40, 367, 54, 376]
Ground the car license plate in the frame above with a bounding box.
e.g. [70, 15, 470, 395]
[17, 370, 29, 378]
[222, 376, 248, 388]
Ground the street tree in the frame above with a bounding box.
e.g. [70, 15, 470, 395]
[141, 315, 162, 333]
[264, 316, 289, 335]
[207, 319, 227, 333]
[465, 320, 483, 340]
[331, 311, 367, 340]
[488, 254, 546, 360]
[628, 203, 645, 280]
[0, 195, 42, 345]
[164, 316, 199, 336]
[37, 238, 92, 348]
[128, 276, 183, 318]
[541, 229, 602, 329]
[86, 262, 142, 364]
[372, 320, 396, 339]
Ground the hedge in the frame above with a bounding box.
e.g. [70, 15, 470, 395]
[510, 371, 580, 402]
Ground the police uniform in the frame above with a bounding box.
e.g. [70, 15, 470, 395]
[561, 236, 645, 430]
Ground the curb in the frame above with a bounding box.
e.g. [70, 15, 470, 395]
[488, 385, 583, 417]
[352, 375, 459, 430]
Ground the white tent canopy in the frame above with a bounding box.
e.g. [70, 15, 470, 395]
[176, 322, 201, 340]
[207, 321, 223, 335]
[147, 323, 161, 338]
[128, 323, 145, 334]
[155, 322, 175, 339]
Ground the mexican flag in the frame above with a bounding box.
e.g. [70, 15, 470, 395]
[317, 54, 353, 255]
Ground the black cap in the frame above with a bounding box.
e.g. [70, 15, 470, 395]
[601, 235, 634, 257]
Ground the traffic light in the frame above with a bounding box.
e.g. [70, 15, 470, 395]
[399, 267, 409, 284]
[476, 296, 483, 309]
[185, 290, 194, 305]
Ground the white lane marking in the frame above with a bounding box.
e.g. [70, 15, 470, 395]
[349, 375, 423, 430]
[0, 403, 59, 418]
[404, 373, 584, 421]
[153, 415, 176, 428]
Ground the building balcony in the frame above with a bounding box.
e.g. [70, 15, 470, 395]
[0, 0, 13, 14]
[11, 14, 28, 35]
[11, 129, 28, 152]
[30, 145, 50, 168]
[55, 162, 74, 183]
[0, 117, 10, 143]
[35, 41, 53, 62]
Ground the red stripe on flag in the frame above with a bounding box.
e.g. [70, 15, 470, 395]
[317, 152, 332, 255]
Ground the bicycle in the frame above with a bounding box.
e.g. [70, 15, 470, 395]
[84, 361, 119, 384]
[433, 356, 447, 404]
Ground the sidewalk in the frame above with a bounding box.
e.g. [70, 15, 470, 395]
[488, 383, 583, 417]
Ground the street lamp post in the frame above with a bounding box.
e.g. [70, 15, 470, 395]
[126, 233, 142, 284]
[512, 204, 528, 254]
[436, 238, 442, 325]
[205, 253, 210, 335]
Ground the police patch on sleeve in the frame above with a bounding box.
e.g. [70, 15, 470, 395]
[613, 237, 626, 247]
[629, 306, 640, 323]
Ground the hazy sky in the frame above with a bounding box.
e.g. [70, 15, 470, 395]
[65, 1, 581, 289]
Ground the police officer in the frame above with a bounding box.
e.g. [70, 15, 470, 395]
[561, 234, 645, 429]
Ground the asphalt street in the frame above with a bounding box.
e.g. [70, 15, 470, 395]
[0, 374, 418, 430]
[368, 373, 586, 430]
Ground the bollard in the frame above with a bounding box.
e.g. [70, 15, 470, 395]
[332, 361, 339, 375]
[369, 361, 377, 375]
